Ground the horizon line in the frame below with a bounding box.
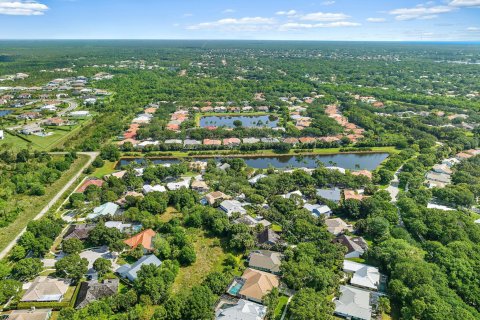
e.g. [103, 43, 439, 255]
[0, 38, 479, 43]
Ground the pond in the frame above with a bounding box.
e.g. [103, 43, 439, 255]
[200, 115, 279, 128]
[117, 153, 389, 171]
[0, 110, 12, 117]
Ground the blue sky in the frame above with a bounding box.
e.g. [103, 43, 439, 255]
[0, 0, 479, 40]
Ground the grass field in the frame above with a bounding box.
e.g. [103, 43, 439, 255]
[160, 207, 182, 223]
[0, 154, 90, 253]
[92, 160, 117, 178]
[172, 229, 231, 294]
[0, 118, 92, 151]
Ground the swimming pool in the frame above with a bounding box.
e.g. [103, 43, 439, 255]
[227, 281, 244, 296]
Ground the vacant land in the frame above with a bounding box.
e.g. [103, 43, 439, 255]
[172, 229, 228, 294]
[0, 154, 90, 252]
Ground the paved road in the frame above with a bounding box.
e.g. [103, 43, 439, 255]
[386, 168, 401, 203]
[0, 151, 98, 260]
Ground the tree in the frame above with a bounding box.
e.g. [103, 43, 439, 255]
[62, 238, 84, 254]
[263, 287, 280, 320]
[289, 288, 335, 320]
[93, 258, 112, 277]
[12, 258, 42, 281]
[202, 271, 231, 295]
[182, 286, 215, 320]
[55, 254, 88, 283]
[178, 244, 196, 266]
[0, 280, 22, 304]
[233, 120, 243, 127]
[100, 144, 121, 161]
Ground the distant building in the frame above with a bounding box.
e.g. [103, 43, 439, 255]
[303, 203, 332, 218]
[220, 200, 247, 217]
[0, 130, 4, 140]
[316, 188, 342, 203]
[334, 235, 368, 258]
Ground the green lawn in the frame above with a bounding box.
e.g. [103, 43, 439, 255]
[92, 160, 117, 178]
[159, 207, 182, 223]
[172, 229, 233, 294]
[274, 295, 290, 320]
[0, 118, 92, 152]
[0, 154, 90, 253]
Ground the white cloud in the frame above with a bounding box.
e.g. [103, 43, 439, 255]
[322, 1, 336, 5]
[300, 12, 350, 21]
[367, 17, 386, 22]
[0, 1, 48, 15]
[187, 17, 275, 31]
[276, 10, 297, 16]
[279, 21, 361, 31]
[467, 27, 480, 31]
[183, 13, 193, 17]
[222, 9, 235, 14]
[449, 0, 480, 7]
[389, 5, 454, 21]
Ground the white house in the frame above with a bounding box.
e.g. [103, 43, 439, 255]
[0, 130, 4, 140]
[220, 200, 247, 217]
[303, 203, 332, 218]
[248, 174, 267, 185]
[166, 177, 191, 191]
[334, 285, 372, 320]
[70, 110, 90, 117]
[142, 184, 167, 194]
[343, 260, 382, 291]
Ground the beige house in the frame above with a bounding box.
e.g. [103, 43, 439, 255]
[21, 277, 70, 302]
[7, 309, 52, 320]
[237, 268, 280, 303]
[325, 218, 354, 236]
[204, 191, 230, 205]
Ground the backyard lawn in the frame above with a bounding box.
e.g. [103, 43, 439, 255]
[92, 160, 117, 178]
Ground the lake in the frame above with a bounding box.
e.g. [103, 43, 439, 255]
[116, 153, 389, 171]
[200, 115, 279, 128]
[0, 110, 12, 117]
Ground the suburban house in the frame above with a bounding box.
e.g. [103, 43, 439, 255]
[45, 117, 68, 126]
[142, 184, 167, 194]
[432, 164, 453, 175]
[215, 299, 267, 320]
[334, 235, 368, 258]
[124, 229, 156, 251]
[316, 188, 342, 203]
[76, 178, 105, 193]
[248, 174, 267, 185]
[203, 139, 222, 146]
[325, 218, 354, 236]
[248, 250, 283, 274]
[233, 268, 280, 304]
[20, 123, 44, 135]
[87, 202, 119, 220]
[63, 224, 96, 241]
[343, 189, 366, 201]
[243, 137, 260, 144]
[191, 180, 209, 193]
[0, 130, 4, 140]
[223, 138, 241, 147]
[235, 215, 271, 228]
[343, 260, 383, 291]
[442, 158, 460, 167]
[184, 139, 202, 148]
[334, 285, 373, 320]
[257, 228, 281, 248]
[351, 170, 373, 180]
[303, 203, 332, 218]
[21, 277, 70, 302]
[7, 309, 53, 320]
[425, 172, 451, 184]
[204, 191, 230, 205]
[166, 177, 191, 191]
[75, 279, 119, 309]
[105, 221, 141, 234]
[116, 255, 162, 282]
[220, 200, 247, 217]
